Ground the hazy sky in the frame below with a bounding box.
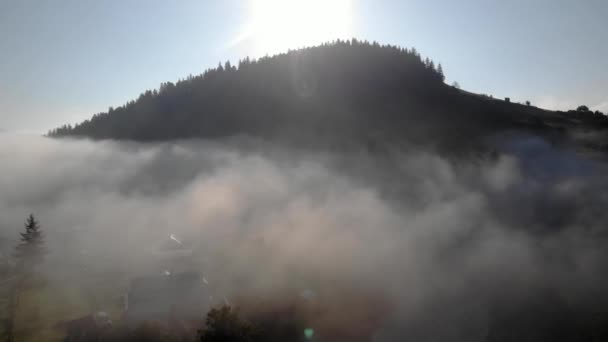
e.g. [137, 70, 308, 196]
[1, 0, 607, 132]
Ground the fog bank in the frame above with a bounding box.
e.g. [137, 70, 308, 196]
[1, 133, 607, 341]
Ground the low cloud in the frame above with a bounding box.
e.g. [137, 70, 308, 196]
[0, 132, 607, 340]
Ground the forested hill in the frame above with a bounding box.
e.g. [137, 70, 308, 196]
[49, 40, 608, 152]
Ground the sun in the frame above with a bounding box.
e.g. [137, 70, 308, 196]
[237, 0, 355, 55]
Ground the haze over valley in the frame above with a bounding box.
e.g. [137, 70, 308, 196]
[1, 1, 608, 341]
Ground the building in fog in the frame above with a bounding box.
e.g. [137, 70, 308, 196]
[125, 271, 210, 323]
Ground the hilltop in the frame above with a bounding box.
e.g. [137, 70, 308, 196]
[49, 40, 608, 154]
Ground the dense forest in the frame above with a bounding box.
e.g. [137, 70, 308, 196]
[48, 40, 608, 153]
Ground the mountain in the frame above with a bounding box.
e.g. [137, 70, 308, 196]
[49, 40, 608, 154]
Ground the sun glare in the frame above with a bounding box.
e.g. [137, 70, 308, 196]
[241, 0, 354, 55]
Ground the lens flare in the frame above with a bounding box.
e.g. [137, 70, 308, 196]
[304, 328, 315, 339]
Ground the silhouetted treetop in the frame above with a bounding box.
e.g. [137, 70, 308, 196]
[577, 105, 590, 112]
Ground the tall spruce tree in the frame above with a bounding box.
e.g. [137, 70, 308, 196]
[4, 215, 45, 342]
[437, 63, 445, 82]
[15, 214, 45, 268]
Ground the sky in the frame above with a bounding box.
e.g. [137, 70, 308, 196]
[0, 0, 607, 132]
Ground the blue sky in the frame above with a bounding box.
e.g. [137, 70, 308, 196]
[1, 0, 607, 132]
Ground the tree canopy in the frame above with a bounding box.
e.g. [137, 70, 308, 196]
[199, 306, 258, 342]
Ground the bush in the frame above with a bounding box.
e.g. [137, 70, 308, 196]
[199, 306, 258, 342]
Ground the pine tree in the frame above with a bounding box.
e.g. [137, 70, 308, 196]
[3, 215, 45, 342]
[225, 61, 233, 71]
[15, 214, 45, 268]
[437, 63, 445, 82]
